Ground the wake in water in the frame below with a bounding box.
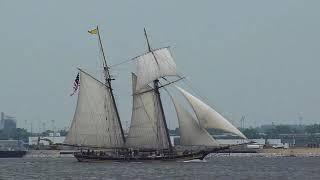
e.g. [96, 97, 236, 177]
[180, 159, 207, 163]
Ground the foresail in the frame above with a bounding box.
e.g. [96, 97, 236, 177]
[176, 86, 247, 139]
[64, 70, 124, 148]
[126, 73, 169, 149]
[134, 47, 178, 91]
[172, 97, 219, 146]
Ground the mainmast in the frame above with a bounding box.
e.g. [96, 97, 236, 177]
[143, 28, 173, 150]
[96, 26, 126, 143]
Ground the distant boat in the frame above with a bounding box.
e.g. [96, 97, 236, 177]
[63, 26, 247, 162]
[0, 140, 27, 158]
[0, 150, 27, 158]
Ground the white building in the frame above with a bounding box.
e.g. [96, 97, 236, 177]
[28, 133, 65, 146]
[217, 138, 282, 146]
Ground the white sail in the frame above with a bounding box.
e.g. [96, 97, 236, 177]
[64, 70, 124, 148]
[126, 73, 169, 149]
[134, 47, 178, 91]
[176, 86, 247, 139]
[172, 97, 219, 146]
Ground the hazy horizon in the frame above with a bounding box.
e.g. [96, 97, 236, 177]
[1, 0, 320, 132]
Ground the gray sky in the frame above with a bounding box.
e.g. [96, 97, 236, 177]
[1, 0, 320, 131]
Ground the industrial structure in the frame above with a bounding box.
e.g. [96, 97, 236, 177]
[0, 112, 16, 133]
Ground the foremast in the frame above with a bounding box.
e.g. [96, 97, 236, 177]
[95, 26, 126, 144]
[64, 27, 126, 148]
[143, 28, 173, 151]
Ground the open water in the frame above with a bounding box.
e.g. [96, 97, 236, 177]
[0, 156, 319, 180]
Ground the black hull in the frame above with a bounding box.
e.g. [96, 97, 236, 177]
[73, 147, 229, 162]
[75, 153, 204, 162]
[0, 151, 27, 158]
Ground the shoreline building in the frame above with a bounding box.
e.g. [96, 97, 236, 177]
[0, 112, 16, 131]
[28, 132, 65, 146]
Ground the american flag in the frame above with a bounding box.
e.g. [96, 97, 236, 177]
[70, 73, 80, 96]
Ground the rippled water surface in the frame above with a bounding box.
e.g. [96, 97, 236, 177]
[0, 156, 319, 180]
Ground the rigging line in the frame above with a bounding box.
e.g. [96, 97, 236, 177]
[158, 47, 201, 82]
[58, 143, 128, 149]
[81, 79, 116, 147]
[95, 27, 125, 144]
[138, 91, 158, 135]
[159, 77, 185, 88]
[104, 92, 111, 145]
[181, 77, 214, 106]
[161, 83, 174, 100]
[132, 93, 160, 148]
[133, 77, 185, 96]
[178, 78, 231, 128]
[165, 64, 211, 104]
[163, 47, 185, 79]
[78, 68, 111, 89]
[166, 53, 217, 103]
[158, 83, 176, 138]
[160, 47, 183, 77]
[155, 95, 167, 149]
[146, 46, 184, 80]
[109, 46, 170, 68]
[152, 92, 161, 148]
[67, 79, 82, 144]
[109, 58, 134, 68]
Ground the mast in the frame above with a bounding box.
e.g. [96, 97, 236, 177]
[143, 28, 173, 150]
[96, 26, 126, 143]
[144, 28, 152, 52]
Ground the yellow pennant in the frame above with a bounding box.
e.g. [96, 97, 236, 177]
[88, 28, 97, 35]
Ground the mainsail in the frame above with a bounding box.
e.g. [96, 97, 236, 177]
[176, 86, 247, 139]
[172, 97, 219, 146]
[134, 47, 178, 91]
[64, 69, 125, 148]
[126, 73, 169, 149]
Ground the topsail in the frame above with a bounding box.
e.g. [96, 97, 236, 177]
[134, 47, 178, 91]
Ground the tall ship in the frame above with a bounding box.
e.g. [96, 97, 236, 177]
[63, 26, 247, 162]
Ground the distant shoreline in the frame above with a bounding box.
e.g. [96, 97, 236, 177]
[259, 147, 320, 156]
[23, 148, 320, 158]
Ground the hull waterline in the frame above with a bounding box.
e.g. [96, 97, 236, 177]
[74, 153, 205, 162]
[72, 147, 229, 162]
